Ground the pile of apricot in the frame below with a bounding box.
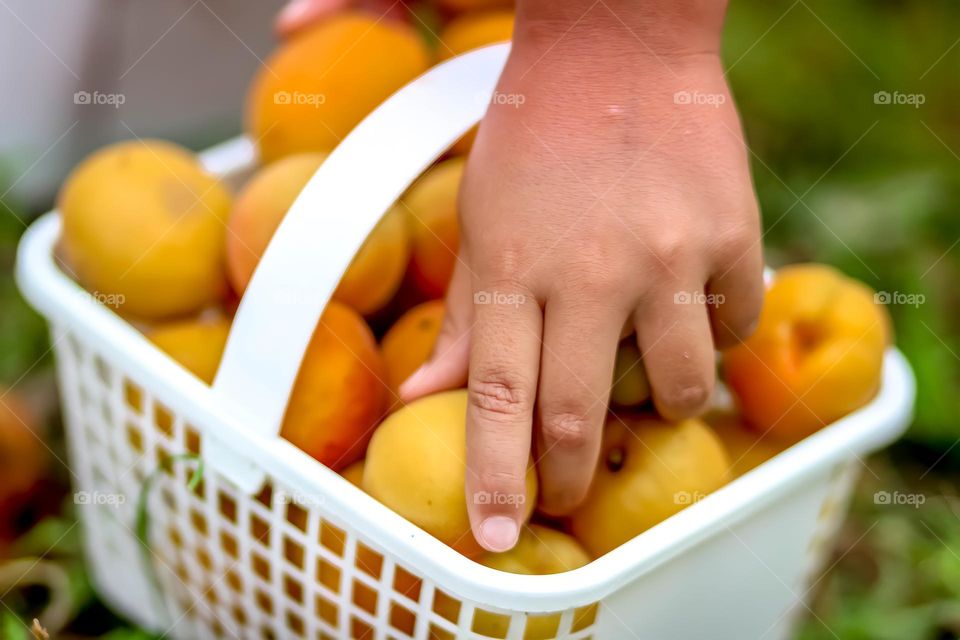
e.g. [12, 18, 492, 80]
[54, 6, 891, 570]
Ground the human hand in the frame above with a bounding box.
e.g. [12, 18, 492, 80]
[400, 1, 763, 552]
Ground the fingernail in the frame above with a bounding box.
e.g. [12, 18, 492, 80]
[398, 364, 430, 399]
[478, 516, 519, 553]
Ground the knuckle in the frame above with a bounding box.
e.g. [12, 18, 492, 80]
[712, 217, 759, 264]
[658, 381, 712, 417]
[469, 374, 531, 420]
[479, 246, 527, 279]
[646, 231, 690, 274]
[539, 411, 593, 451]
[714, 234, 755, 267]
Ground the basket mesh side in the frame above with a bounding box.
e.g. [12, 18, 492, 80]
[55, 325, 600, 640]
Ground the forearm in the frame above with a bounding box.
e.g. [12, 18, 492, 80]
[514, 0, 727, 58]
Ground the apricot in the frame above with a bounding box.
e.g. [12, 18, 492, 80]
[722, 264, 890, 440]
[226, 153, 325, 293]
[380, 300, 445, 395]
[569, 415, 730, 557]
[610, 340, 650, 408]
[362, 390, 537, 558]
[247, 13, 430, 163]
[402, 158, 464, 298]
[58, 140, 231, 319]
[436, 9, 514, 62]
[706, 411, 787, 478]
[226, 153, 409, 315]
[147, 314, 231, 385]
[0, 391, 45, 511]
[281, 301, 387, 470]
[437, 0, 513, 12]
[472, 524, 591, 637]
[334, 206, 409, 316]
[341, 460, 365, 488]
[479, 524, 590, 574]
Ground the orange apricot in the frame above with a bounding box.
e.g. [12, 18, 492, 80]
[706, 411, 788, 478]
[247, 13, 430, 163]
[722, 264, 890, 440]
[226, 153, 408, 315]
[436, 9, 514, 62]
[402, 158, 464, 298]
[58, 140, 231, 319]
[281, 301, 387, 470]
[0, 391, 45, 510]
[437, 0, 513, 12]
[147, 314, 232, 385]
[380, 300, 445, 395]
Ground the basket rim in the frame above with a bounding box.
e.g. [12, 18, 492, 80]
[14, 137, 916, 613]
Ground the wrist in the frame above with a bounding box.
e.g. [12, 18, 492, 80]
[514, 0, 727, 60]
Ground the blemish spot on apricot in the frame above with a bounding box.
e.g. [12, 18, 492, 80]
[606, 447, 625, 472]
[792, 320, 827, 356]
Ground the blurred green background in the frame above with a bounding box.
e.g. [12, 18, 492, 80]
[1, 0, 959, 638]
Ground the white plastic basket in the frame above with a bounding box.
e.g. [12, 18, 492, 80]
[16, 44, 915, 640]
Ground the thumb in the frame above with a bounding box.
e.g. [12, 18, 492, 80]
[399, 260, 473, 402]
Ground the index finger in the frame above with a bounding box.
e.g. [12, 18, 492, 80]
[465, 285, 542, 553]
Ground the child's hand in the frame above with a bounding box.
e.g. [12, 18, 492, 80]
[400, 2, 763, 551]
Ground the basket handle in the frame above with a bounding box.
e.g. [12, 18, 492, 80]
[207, 44, 510, 493]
